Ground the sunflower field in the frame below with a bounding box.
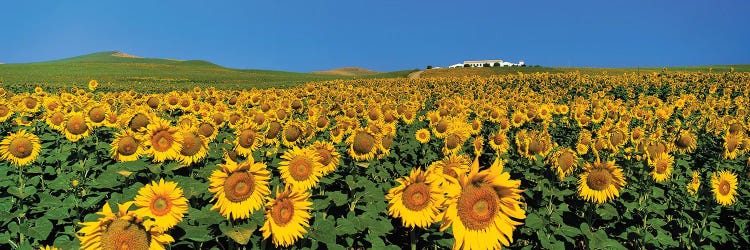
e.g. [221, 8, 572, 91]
[0, 71, 749, 250]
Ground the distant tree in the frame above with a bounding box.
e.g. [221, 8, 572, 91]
[521, 64, 527, 67]
[464, 64, 470, 68]
[493, 62, 501, 67]
[426, 65, 433, 69]
[483, 63, 491, 67]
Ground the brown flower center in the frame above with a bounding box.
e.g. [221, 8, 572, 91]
[718, 180, 731, 195]
[100, 219, 150, 250]
[147, 97, 159, 109]
[353, 132, 375, 154]
[457, 186, 498, 230]
[316, 148, 332, 166]
[402, 183, 430, 211]
[587, 169, 613, 191]
[435, 120, 449, 133]
[655, 160, 668, 174]
[381, 135, 394, 150]
[24, 97, 38, 109]
[150, 130, 174, 152]
[50, 112, 65, 126]
[198, 123, 214, 138]
[266, 122, 281, 139]
[117, 136, 139, 156]
[676, 133, 693, 148]
[271, 198, 295, 226]
[88, 107, 106, 123]
[558, 151, 576, 172]
[129, 114, 149, 132]
[238, 129, 257, 148]
[610, 130, 625, 146]
[150, 196, 172, 216]
[284, 125, 302, 143]
[224, 172, 255, 202]
[445, 134, 461, 150]
[9, 137, 33, 158]
[180, 132, 202, 157]
[66, 115, 89, 135]
[0, 104, 9, 116]
[289, 156, 313, 181]
[316, 116, 328, 129]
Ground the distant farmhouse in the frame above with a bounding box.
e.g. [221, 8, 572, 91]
[448, 59, 525, 68]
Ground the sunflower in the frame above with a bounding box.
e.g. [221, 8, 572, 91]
[281, 120, 305, 147]
[196, 120, 219, 142]
[427, 154, 471, 188]
[649, 153, 673, 183]
[722, 131, 743, 160]
[385, 168, 445, 228]
[63, 111, 92, 142]
[0, 130, 42, 166]
[263, 120, 283, 146]
[347, 128, 381, 161]
[144, 118, 183, 162]
[549, 148, 578, 181]
[673, 130, 697, 154]
[86, 104, 109, 128]
[578, 160, 627, 204]
[488, 130, 510, 155]
[78, 202, 174, 250]
[711, 170, 738, 206]
[311, 141, 340, 175]
[440, 156, 526, 249]
[209, 157, 271, 220]
[88, 79, 99, 91]
[0, 102, 13, 122]
[111, 129, 145, 162]
[45, 110, 67, 132]
[134, 179, 189, 232]
[177, 130, 209, 165]
[415, 128, 431, 144]
[279, 147, 324, 191]
[260, 186, 313, 248]
[511, 110, 527, 128]
[687, 170, 700, 196]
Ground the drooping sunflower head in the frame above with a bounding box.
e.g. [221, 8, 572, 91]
[385, 168, 445, 228]
[687, 170, 700, 196]
[261, 186, 313, 248]
[0, 130, 42, 166]
[133, 179, 189, 232]
[723, 131, 744, 160]
[711, 170, 738, 206]
[674, 130, 697, 154]
[311, 141, 340, 175]
[111, 129, 144, 162]
[347, 128, 381, 161]
[648, 153, 673, 183]
[77, 202, 175, 250]
[578, 160, 627, 204]
[279, 147, 324, 191]
[177, 130, 209, 165]
[549, 148, 579, 181]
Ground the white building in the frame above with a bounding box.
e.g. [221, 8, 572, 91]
[448, 58, 525, 68]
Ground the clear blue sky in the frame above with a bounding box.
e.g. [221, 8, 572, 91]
[1, 0, 748, 72]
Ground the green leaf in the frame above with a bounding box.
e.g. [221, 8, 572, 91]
[310, 214, 336, 245]
[21, 218, 53, 241]
[7, 186, 36, 199]
[328, 191, 348, 207]
[560, 224, 581, 238]
[646, 218, 667, 229]
[336, 217, 357, 235]
[219, 221, 256, 245]
[599, 203, 618, 220]
[525, 213, 545, 230]
[180, 224, 214, 242]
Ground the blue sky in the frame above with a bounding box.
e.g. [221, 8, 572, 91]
[1, 0, 748, 72]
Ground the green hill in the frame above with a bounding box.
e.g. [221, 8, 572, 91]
[0, 51, 413, 92]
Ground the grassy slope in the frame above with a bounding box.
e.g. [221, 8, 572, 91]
[421, 64, 750, 78]
[0, 52, 413, 92]
[311, 67, 379, 76]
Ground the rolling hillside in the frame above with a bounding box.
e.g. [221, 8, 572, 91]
[0, 51, 412, 92]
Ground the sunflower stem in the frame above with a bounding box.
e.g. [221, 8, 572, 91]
[260, 237, 267, 250]
[410, 228, 417, 250]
